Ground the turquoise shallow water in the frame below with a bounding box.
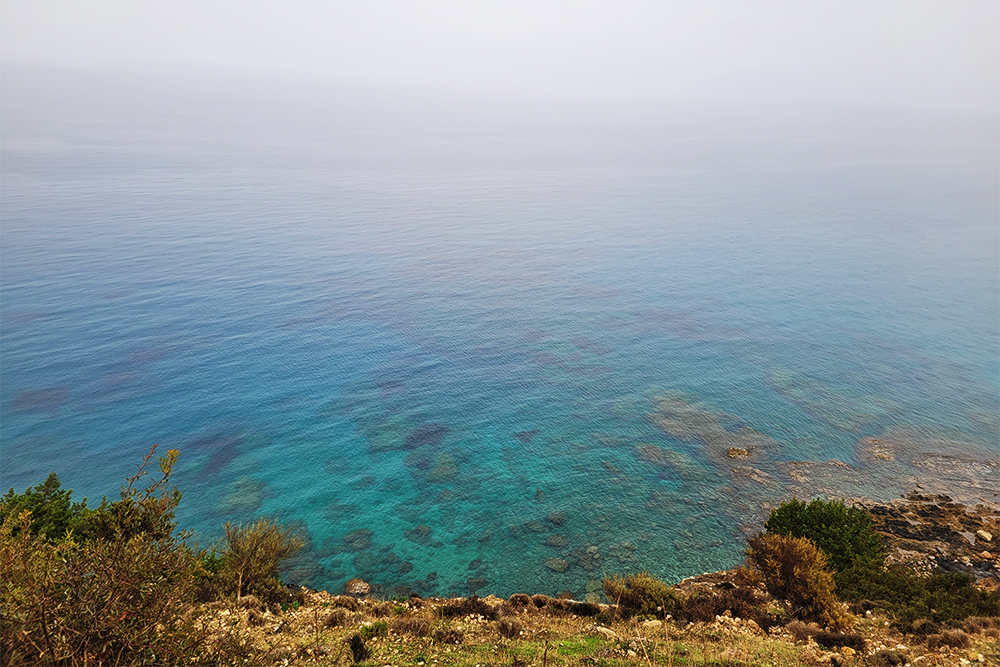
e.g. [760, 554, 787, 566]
[2, 69, 998, 598]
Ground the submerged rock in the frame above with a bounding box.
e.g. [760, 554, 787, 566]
[217, 476, 268, 514]
[343, 529, 374, 551]
[547, 511, 567, 525]
[427, 453, 458, 481]
[404, 524, 433, 544]
[545, 534, 569, 548]
[514, 430, 540, 444]
[405, 423, 450, 449]
[857, 436, 895, 461]
[545, 558, 570, 572]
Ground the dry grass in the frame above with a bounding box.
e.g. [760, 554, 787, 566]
[182, 590, 1000, 667]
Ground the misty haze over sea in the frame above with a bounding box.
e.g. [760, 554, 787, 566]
[2, 65, 997, 597]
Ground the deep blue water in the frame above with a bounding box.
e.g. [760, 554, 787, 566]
[2, 68, 998, 598]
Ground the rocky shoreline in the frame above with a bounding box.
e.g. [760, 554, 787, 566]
[172, 490, 1000, 666]
[858, 492, 999, 581]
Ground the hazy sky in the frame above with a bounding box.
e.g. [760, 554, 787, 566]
[2, 1, 997, 109]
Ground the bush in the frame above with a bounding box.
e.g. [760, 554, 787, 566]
[813, 631, 865, 651]
[438, 595, 498, 620]
[965, 616, 1000, 638]
[786, 620, 821, 643]
[368, 601, 394, 617]
[0, 446, 206, 666]
[926, 629, 971, 650]
[866, 649, 907, 666]
[602, 572, 679, 619]
[746, 533, 853, 631]
[433, 627, 464, 644]
[214, 518, 304, 603]
[834, 565, 1000, 633]
[391, 618, 430, 636]
[765, 498, 885, 572]
[566, 600, 602, 617]
[678, 586, 781, 630]
[496, 618, 522, 639]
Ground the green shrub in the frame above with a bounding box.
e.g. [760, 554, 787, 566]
[0, 446, 206, 666]
[214, 518, 304, 603]
[0, 473, 90, 540]
[746, 533, 853, 631]
[360, 620, 388, 639]
[765, 498, 885, 572]
[602, 571, 679, 619]
[835, 565, 1000, 633]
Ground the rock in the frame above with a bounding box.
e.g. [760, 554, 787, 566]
[343, 529, 374, 551]
[977, 529, 992, 542]
[591, 626, 618, 639]
[405, 524, 432, 544]
[217, 476, 268, 514]
[545, 558, 570, 572]
[641, 620, 662, 628]
[545, 534, 569, 548]
[856, 436, 895, 462]
[426, 453, 458, 481]
[514, 430, 540, 443]
[731, 466, 774, 486]
[840, 646, 856, 657]
[344, 578, 371, 597]
[547, 511, 567, 525]
[525, 521, 545, 533]
[726, 447, 751, 459]
[404, 423, 450, 449]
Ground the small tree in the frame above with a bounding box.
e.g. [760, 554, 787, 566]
[217, 518, 303, 602]
[764, 497, 885, 573]
[0, 473, 89, 539]
[747, 533, 853, 631]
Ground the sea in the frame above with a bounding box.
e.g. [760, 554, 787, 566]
[2, 66, 998, 599]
